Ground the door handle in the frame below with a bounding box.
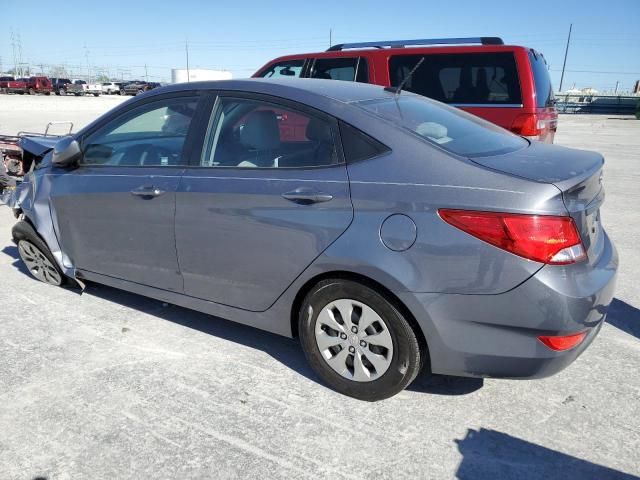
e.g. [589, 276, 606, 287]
[282, 188, 333, 204]
[131, 186, 166, 197]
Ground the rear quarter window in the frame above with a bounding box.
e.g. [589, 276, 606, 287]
[529, 51, 555, 108]
[389, 52, 522, 105]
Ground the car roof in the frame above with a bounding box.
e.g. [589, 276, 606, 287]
[159, 78, 391, 104]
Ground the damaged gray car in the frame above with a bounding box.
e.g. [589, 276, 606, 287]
[4, 79, 618, 401]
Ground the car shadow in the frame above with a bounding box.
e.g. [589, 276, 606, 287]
[606, 298, 640, 339]
[455, 428, 639, 479]
[0, 243, 482, 397]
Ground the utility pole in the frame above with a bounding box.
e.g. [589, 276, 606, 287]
[614, 81, 620, 94]
[144, 64, 148, 82]
[10, 31, 17, 74]
[329, 28, 332, 48]
[559, 23, 572, 93]
[185, 39, 190, 82]
[84, 44, 91, 81]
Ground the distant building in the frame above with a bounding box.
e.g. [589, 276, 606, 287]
[171, 69, 232, 84]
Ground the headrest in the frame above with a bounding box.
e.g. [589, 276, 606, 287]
[240, 110, 280, 150]
[306, 117, 331, 143]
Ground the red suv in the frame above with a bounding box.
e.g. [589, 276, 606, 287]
[254, 37, 558, 143]
[26, 76, 53, 95]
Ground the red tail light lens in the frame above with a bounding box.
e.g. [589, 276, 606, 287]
[510, 113, 539, 137]
[538, 332, 587, 351]
[438, 209, 586, 265]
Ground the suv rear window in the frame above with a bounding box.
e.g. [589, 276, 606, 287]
[357, 94, 527, 158]
[529, 51, 555, 108]
[389, 53, 522, 105]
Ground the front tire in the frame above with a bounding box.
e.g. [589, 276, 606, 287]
[13, 221, 64, 286]
[299, 279, 423, 401]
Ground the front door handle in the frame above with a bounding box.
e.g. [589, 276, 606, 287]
[282, 188, 333, 204]
[131, 186, 166, 197]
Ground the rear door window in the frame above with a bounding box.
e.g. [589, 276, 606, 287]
[529, 51, 555, 108]
[310, 57, 359, 81]
[258, 60, 305, 78]
[389, 53, 522, 105]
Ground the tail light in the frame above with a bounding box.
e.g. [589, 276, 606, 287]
[538, 332, 587, 351]
[510, 113, 540, 137]
[438, 209, 586, 265]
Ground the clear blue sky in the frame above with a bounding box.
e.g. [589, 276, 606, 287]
[2, 0, 639, 92]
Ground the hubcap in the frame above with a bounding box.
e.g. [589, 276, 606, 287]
[18, 240, 62, 285]
[314, 299, 394, 382]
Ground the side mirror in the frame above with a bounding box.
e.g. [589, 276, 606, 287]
[52, 136, 81, 168]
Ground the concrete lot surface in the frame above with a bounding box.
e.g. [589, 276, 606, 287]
[0, 94, 639, 479]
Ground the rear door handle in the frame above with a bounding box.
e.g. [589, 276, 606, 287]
[282, 188, 333, 204]
[131, 186, 165, 197]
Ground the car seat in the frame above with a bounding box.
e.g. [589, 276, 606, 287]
[239, 110, 281, 167]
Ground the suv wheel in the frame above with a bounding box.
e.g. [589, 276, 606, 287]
[58, 88, 65, 96]
[28, 88, 35, 95]
[299, 279, 423, 401]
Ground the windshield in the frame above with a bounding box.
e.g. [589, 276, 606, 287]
[356, 94, 527, 158]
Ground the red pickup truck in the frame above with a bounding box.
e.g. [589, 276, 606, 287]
[1, 77, 27, 94]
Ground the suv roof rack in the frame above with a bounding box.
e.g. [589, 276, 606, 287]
[327, 37, 504, 51]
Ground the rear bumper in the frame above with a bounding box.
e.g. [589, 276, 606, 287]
[400, 231, 618, 379]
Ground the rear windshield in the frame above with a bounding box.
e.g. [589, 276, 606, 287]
[389, 52, 522, 105]
[357, 94, 527, 158]
[529, 51, 555, 108]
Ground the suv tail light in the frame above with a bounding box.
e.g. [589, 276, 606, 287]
[510, 113, 540, 137]
[438, 209, 586, 265]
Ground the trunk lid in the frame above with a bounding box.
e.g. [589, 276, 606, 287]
[471, 141, 605, 263]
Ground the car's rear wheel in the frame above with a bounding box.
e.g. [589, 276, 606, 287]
[58, 88, 65, 96]
[299, 279, 423, 401]
[28, 88, 35, 95]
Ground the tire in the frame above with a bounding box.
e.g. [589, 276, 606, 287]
[45, 91, 51, 96]
[28, 88, 35, 95]
[93, 93, 100, 97]
[12, 221, 65, 286]
[299, 279, 423, 401]
[58, 88, 65, 96]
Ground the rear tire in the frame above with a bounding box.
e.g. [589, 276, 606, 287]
[12, 221, 65, 286]
[298, 279, 423, 401]
[28, 88, 35, 95]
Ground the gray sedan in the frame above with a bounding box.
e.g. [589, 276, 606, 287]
[8, 78, 617, 400]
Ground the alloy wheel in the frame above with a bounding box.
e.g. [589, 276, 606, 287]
[18, 240, 62, 285]
[314, 298, 394, 382]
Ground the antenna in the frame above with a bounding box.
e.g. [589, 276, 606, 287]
[385, 57, 425, 97]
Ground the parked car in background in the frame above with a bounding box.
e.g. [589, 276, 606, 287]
[50, 78, 73, 95]
[123, 81, 160, 95]
[255, 37, 558, 143]
[7, 79, 617, 401]
[25, 76, 53, 95]
[66, 79, 102, 97]
[0, 76, 16, 93]
[101, 82, 123, 95]
[3, 77, 28, 94]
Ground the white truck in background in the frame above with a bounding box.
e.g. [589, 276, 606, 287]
[66, 79, 103, 97]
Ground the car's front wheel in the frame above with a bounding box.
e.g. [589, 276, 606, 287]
[299, 279, 423, 401]
[13, 222, 64, 286]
